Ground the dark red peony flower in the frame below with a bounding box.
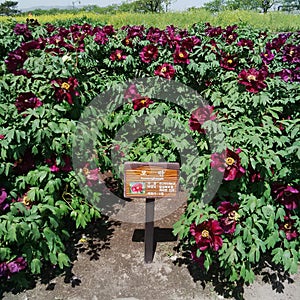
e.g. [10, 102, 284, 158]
[0, 188, 9, 212]
[94, 30, 108, 45]
[211, 148, 246, 181]
[189, 105, 216, 134]
[278, 214, 298, 241]
[82, 164, 100, 187]
[218, 201, 240, 234]
[14, 23, 32, 39]
[154, 63, 175, 79]
[125, 25, 145, 39]
[7, 257, 27, 278]
[205, 23, 223, 37]
[124, 84, 154, 111]
[278, 69, 293, 82]
[51, 77, 79, 104]
[190, 219, 223, 251]
[248, 164, 262, 183]
[261, 49, 275, 64]
[122, 36, 133, 47]
[0, 135, 4, 140]
[13, 150, 35, 175]
[238, 68, 268, 93]
[181, 36, 201, 51]
[0, 257, 27, 279]
[222, 25, 238, 44]
[139, 44, 159, 63]
[110, 49, 127, 61]
[282, 44, 300, 64]
[132, 97, 154, 111]
[15, 92, 42, 114]
[220, 53, 237, 71]
[237, 38, 254, 50]
[46, 154, 73, 173]
[146, 27, 163, 44]
[5, 48, 28, 75]
[173, 47, 190, 64]
[272, 183, 299, 210]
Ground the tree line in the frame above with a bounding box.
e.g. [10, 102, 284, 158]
[0, 0, 299, 16]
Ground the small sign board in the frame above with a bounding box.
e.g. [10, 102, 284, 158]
[124, 162, 180, 198]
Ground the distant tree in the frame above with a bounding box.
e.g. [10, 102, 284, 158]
[124, 0, 176, 13]
[203, 0, 277, 13]
[0, 0, 20, 16]
[279, 0, 300, 11]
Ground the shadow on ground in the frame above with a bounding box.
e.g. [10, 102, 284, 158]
[0, 217, 120, 298]
[173, 249, 296, 300]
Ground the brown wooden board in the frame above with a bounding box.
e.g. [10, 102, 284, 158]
[124, 162, 180, 198]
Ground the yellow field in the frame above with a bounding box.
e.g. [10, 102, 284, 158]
[0, 9, 300, 31]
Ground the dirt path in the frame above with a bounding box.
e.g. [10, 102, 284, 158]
[2, 205, 300, 300]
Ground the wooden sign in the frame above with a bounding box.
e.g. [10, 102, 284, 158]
[124, 162, 180, 198]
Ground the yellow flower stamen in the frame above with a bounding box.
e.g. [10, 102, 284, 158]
[284, 223, 292, 230]
[116, 53, 122, 59]
[290, 50, 294, 55]
[227, 59, 233, 64]
[61, 82, 70, 90]
[225, 157, 235, 166]
[201, 230, 210, 238]
[161, 67, 167, 73]
[228, 35, 233, 40]
[23, 195, 32, 206]
[82, 167, 90, 176]
[179, 52, 185, 58]
[247, 74, 256, 81]
[228, 211, 240, 221]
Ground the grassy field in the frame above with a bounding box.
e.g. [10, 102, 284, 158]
[0, 9, 300, 31]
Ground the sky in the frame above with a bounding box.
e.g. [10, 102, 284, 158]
[14, 0, 208, 11]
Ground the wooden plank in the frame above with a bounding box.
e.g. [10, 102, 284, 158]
[124, 162, 180, 198]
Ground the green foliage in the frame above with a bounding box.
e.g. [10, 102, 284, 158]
[0, 1, 20, 16]
[0, 17, 299, 297]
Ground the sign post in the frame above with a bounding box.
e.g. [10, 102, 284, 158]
[124, 162, 180, 263]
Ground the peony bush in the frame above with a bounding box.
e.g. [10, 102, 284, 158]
[0, 17, 299, 295]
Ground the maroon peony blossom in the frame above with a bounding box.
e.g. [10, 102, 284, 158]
[266, 34, 289, 52]
[46, 154, 72, 173]
[139, 44, 159, 63]
[278, 214, 298, 241]
[124, 84, 154, 111]
[282, 44, 300, 64]
[220, 53, 237, 71]
[278, 69, 294, 82]
[146, 27, 163, 44]
[211, 148, 246, 181]
[0, 188, 9, 211]
[13, 150, 35, 175]
[261, 49, 275, 64]
[6, 257, 27, 278]
[205, 23, 223, 37]
[181, 36, 201, 51]
[124, 84, 140, 100]
[110, 49, 127, 61]
[218, 201, 240, 234]
[124, 25, 145, 39]
[237, 38, 254, 50]
[122, 36, 133, 47]
[94, 30, 108, 45]
[5, 48, 28, 75]
[0, 135, 4, 140]
[189, 105, 217, 134]
[222, 25, 238, 44]
[15, 92, 42, 114]
[132, 97, 154, 111]
[154, 63, 175, 79]
[0, 262, 8, 278]
[173, 47, 190, 64]
[238, 68, 268, 93]
[272, 183, 299, 210]
[248, 164, 262, 183]
[82, 164, 100, 186]
[13, 23, 32, 39]
[51, 77, 79, 104]
[190, 219, 223, 251]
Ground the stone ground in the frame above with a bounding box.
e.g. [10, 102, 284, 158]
[2, 203, 300, 300]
